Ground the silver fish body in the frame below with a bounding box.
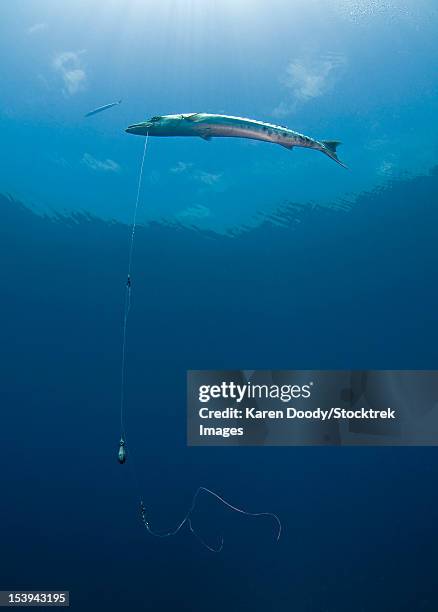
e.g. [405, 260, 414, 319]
[126, 113, 346, 168]
[85, 99, 122, 118]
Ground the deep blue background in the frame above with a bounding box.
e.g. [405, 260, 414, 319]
[1, 168, 438, 611]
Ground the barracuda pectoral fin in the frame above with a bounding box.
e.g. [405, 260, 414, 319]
[200, 134, 212, 141]
[280, 143, 294, 150]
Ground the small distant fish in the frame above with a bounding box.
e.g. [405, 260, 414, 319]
[125, 113, 347, 168]
[85, 99, 122, 118]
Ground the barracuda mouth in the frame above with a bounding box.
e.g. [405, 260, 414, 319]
[125, 122, 150, 135]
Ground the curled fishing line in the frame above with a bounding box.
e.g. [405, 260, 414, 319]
[117, 135, 282, 551]
[140, 487, 282, 553]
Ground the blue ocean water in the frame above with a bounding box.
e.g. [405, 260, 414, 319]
[1, 2, 438, 611]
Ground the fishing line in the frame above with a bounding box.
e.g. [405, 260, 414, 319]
[118, 134, 282, 551]
[119, 133, 149, 441]
[141, 487, 282, 553]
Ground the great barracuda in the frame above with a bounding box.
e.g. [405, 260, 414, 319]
[85, 99, 122, 118]
[125, 113, 347, 168]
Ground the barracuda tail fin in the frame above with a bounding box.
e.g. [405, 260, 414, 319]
[321, 140, 348, 169]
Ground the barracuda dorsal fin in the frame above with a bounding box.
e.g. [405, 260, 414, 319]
[182, 113, 200, 121]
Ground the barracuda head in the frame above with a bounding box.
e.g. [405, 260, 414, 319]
[126, 114, 191, 136]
